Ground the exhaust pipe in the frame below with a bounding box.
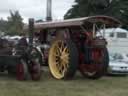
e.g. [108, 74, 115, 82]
[46, 0, 52, 21]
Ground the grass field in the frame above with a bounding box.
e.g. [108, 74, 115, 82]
[0, 68, 128, 96]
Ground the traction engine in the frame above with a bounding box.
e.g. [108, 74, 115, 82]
[25, 16, 121, 80]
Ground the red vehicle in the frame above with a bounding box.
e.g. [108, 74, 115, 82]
[26, 16, 121, 80]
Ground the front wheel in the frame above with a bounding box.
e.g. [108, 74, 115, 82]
[16, 59, 29, 81]
[29, 48, 41, 81]
[48, 39, 78, 80]
[79, 47, 109, 79]
[30, 59, 41, 80]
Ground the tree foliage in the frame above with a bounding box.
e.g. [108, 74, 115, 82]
[64, 0, 128, 29]
[0, 18, 8, 33]
[0, 11, 24, 36]
[7, 11, 24, 35]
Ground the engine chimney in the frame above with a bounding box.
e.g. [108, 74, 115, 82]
[46, 0, 52, 21]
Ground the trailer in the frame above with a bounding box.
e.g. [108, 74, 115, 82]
[0, 19, 42, 81]
[25, 16, 121, 80]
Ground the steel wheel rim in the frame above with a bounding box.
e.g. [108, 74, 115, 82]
[49, 40, 69, 79]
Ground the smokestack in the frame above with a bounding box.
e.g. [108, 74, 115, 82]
[46, 0, 52, 21]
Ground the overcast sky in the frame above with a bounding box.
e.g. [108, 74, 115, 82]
[0, 0, 74, 22]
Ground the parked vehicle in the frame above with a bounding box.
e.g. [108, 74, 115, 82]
[108, 55, 128, 75]
[103, 28, 128, 54]
[111, 53, 128, 63]
[0, 19, 42, 81]
[24, 16, 121, 80]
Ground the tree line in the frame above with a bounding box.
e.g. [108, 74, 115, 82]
[64, 0, 128, 29]
[0, 11, 23, 36]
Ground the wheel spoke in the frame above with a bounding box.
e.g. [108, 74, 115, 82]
[53, 52, 60, 57]
[60, 62, 67, 76]
[56, 47, 61, 55]
[63, 53, 69, 58]
[56, 63, 60, 70]
[62, 47, 68, 54]
[58, 63, 64, 73]
[58, 47, 63, 53]
[63, 57, 69, 64]
[63, 62, 68, 71]
[60, 41, 64, 50]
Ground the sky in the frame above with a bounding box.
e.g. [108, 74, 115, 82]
[0, 0, 74, 23]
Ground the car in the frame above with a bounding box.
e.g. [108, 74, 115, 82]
[112, 53, 128, 63]
[108, 55, 128, 75]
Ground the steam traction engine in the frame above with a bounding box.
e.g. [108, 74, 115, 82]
[0, 19, 41, 81]
[30, 16, 121, 79]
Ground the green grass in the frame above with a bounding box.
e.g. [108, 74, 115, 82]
[0, 68, 128, 96]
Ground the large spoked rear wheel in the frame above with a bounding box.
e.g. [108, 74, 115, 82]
[16, 59, 29, 81]
[48, 39, 78, 80]
[79, 47, 109, 79]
